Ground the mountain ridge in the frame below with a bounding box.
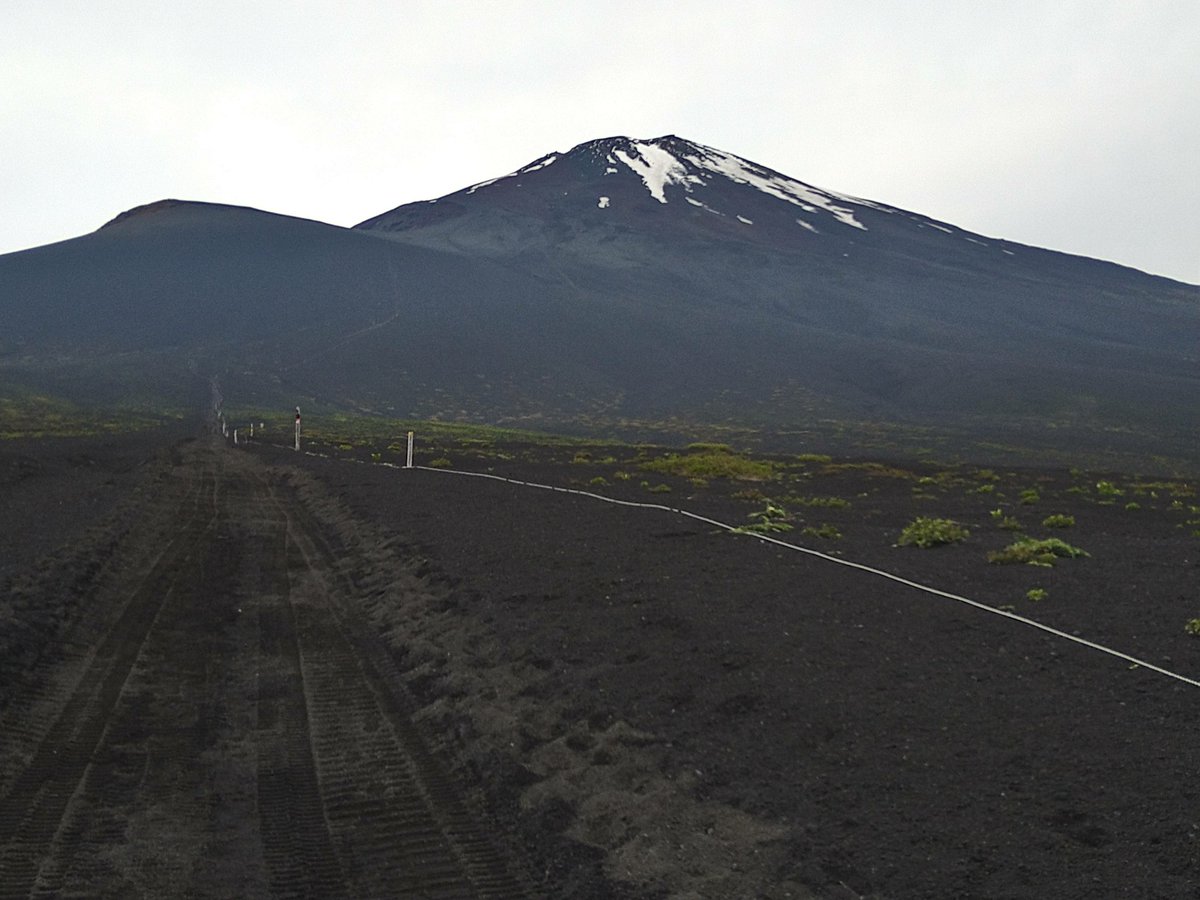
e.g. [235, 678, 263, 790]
[1, 134, 1196, 468]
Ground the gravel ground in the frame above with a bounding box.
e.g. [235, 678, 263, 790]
[3, 429, 1198, 898]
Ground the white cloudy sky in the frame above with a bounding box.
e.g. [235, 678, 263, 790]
[3, 0, 1197, 283]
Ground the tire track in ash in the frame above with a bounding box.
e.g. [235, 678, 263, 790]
[251, 474, 346, 900]
[0, 456, 218, 900]
[41, 452, 271, 898]
[260, 471, 536, 899]
[0, 444, 536, 898]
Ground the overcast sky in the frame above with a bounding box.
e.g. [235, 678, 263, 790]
[3, 0, 1197, 283]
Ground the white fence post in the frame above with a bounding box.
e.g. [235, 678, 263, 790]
[294, 407, 301, 451]
[406, 431, 414, 468]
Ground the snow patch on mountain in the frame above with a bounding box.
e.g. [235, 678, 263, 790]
[608, 137, 875, 230]
[681, 143, 871, 230]
[466, 153, 558, 194]
[613, 143, 701, 203]
[525, 155, 557, 173]
[685, 196, 722, 216]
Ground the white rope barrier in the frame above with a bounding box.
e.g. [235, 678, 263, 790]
[266, 442, 1200, 690]
[410, 464, 1200, 691]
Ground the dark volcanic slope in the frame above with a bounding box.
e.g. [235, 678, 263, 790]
[2, 137, 1197, 460]
[0, 199, 602, 417]
[358, 137, 1200, 439]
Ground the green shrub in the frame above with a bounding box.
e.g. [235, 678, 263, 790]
[1096, 480, 1123, 497]
[1125, 502, 1141, 511]
[1186, 619, 1200, 637]
[647, 483, 672, 494]
[1019, 489, 1040, 505]
[428, 457, 452, 468]
[1042, 514, 1075, 528]
[589, 476, 608, 486]
[897, 517, 969, 548]
[733, 502, 794, 534]
[1026, 588, 1049, 602]
[988, 537, 1088, 567]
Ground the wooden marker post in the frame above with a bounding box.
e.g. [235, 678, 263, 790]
[406, 431, 414, 468]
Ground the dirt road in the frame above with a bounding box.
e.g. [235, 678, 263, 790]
[0, 438, 536, 898]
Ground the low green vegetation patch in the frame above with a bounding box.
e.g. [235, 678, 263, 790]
[641, 447, 775, 482]
[1041, 513, 1075, 528]
[0, 391, 177, 439]
[784, 494, 851, 509]
[242, 409, 596, 455]
[989, 509, 1022, 531]
[988, 537, 1088, 567]
[822, 461, 917, 479]
[1130, 480, 1194, 498]
[792, 453, 833, 464]
[897, 517, 970, 548]
[801, 523, 842, 540]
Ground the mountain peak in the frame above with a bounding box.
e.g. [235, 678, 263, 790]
[566, 135, 876, 229]
[98, 198, 190, 230]
[363, 134, 886, 236]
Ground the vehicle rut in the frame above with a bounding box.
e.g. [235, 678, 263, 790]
[0, 442, 536, 899]
[0, 456, 218, 899]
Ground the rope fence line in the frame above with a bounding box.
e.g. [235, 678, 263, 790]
[259, 441, 1200, 691]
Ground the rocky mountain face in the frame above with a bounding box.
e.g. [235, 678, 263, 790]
[1, 136, 1196, 463]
